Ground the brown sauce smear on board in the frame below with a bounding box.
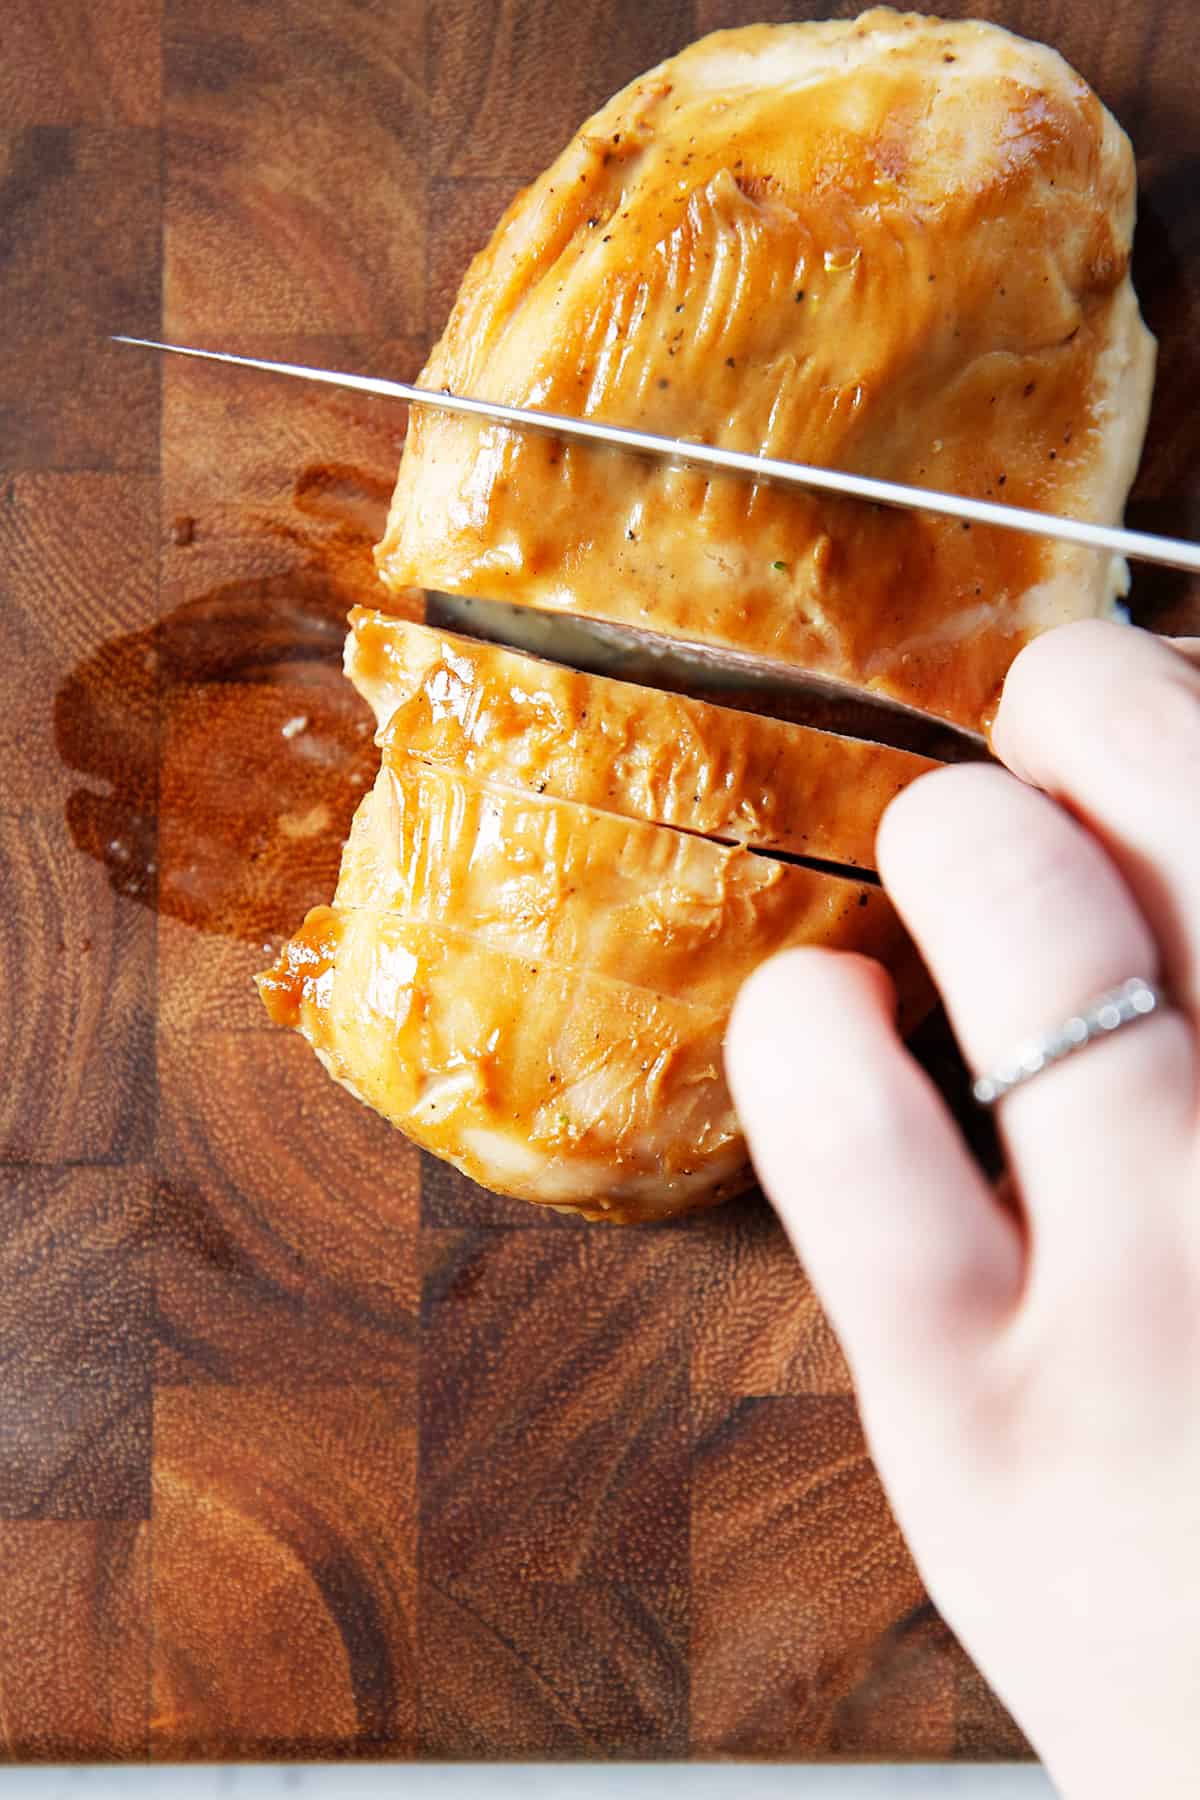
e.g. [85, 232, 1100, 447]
[53, 463, 400, 943]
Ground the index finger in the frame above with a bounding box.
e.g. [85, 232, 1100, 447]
[991, 623, 1200, 1018]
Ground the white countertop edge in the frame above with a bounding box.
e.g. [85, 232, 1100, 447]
[0, 1764, 1054, 1797]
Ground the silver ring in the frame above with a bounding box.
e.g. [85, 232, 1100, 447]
[972, 976, 1164, 1107]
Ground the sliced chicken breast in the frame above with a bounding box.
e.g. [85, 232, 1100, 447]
[258, 736, 930, 1219]
[334, 759, 927, 1015]
[376, 11, 1155, 734]
[258, 905, 747, 1222]
[346, 609, 937, 869]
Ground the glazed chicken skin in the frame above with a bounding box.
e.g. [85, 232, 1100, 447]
[260, 907, 747, 1222]
[376, 10, 1155, 735]
[259, 11, 1156, 1218]
[345, 610, 937, 870]
[258, 622, 932, 1222]
[335, 764, 919, 1015]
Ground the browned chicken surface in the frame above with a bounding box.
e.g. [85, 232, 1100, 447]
[259, 618, 932, 1221]
[334, 763, 926, 1015]
[345, 610, 937, 869]
[376, 10, 1154, 735]
[260, 905, 747, 1223]
[261, 11, 1155, 1219]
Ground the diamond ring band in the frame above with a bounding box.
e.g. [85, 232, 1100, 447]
[972, 977, 1164, 1108]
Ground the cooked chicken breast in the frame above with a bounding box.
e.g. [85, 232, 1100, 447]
[259, 906, 747, 1222]
[345, 609, 937, 868]
[376, 10, 1155, 734]
[334, 761, 926, 1014]
[258, 637, 932, 1219]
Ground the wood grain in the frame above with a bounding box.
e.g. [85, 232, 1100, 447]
[689, 1202, 853, 1437]
[0, 130, 160, 471]
[0, 1167, 152, 1519]
[0, 811, 154, 1164]
[2, 0, 1196, 1764]
[429, 0, 696, 184]
[956, 1660, 1034, 1760]
[419, 1229, 688, 1755]
[427, 178, 525, 338]
[4, 473, 158, 811]
[164, 0, 428, 336]
[156, 1030, 418, 1384]
[0, 1523, 149, 1759]
[690, 1398, 959, 1758]
[151, 1385, 417, 1757]
[158, 331, 423, 611]
[0, 0, 161, 127]
[421, 1149, 595, 1230]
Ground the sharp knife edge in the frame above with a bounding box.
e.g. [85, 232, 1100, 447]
[423, 590, 985, 758]
[114, 336, 1200, 577]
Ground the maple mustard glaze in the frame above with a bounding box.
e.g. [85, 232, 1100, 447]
[258, 15, 1156, 1224]
[257, 905, 342, 1029]
[257, 614, 937, 1221]
[376, 12, 1156, 734]
[344, 608, 939, 869]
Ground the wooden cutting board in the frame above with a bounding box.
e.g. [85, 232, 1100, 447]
[2, 0, 1197, 1762]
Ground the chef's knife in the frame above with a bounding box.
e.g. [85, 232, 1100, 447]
[114, 336, 1200, 577]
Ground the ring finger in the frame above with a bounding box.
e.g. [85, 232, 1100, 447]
[877, 764, 1196, 1261]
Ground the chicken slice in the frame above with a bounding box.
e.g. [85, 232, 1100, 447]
[375, 12, 1155, 735]
[345, 609, 937, 869]
[333, 758, 930, 1018]
[258, 906, 747, 1222]
[258, 751, 931, 1219]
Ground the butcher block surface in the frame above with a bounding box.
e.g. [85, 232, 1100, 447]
[1, 0, 1197, 1763]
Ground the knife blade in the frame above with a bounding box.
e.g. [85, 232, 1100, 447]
[114, 336, 1200, 577]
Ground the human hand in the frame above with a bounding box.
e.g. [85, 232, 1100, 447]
[725, 620, 1200, 1798]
